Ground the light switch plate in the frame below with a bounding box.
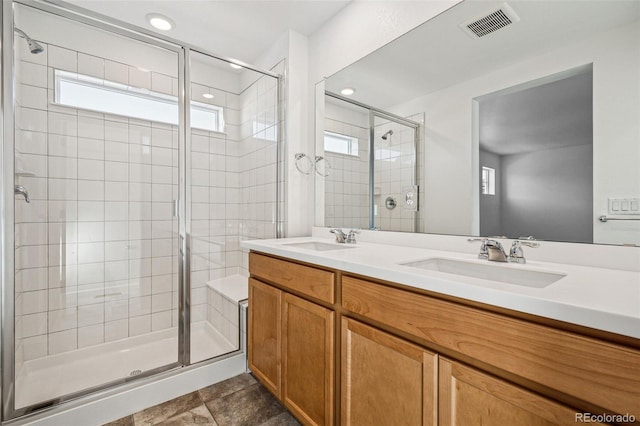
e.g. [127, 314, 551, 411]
[608, 197, 640, 214]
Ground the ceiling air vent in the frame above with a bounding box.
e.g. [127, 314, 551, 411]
[460, 3, 520, 39]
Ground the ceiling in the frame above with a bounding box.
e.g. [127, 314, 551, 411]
[325, 0, 640, 109]
[479, 69, 593, 156]
[65, 0, 351, 63]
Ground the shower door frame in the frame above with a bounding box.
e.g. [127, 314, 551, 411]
[0, 0, 284, 421]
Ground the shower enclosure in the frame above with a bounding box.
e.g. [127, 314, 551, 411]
[1, 0, 282, 420]
[322, 92, 420, 232]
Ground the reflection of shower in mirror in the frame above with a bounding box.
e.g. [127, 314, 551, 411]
[381, 129, 393, 140]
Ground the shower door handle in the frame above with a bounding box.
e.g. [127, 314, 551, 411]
[179, 234, 185, 256]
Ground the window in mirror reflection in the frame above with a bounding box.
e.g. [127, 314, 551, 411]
[324, 131, 359, 156]
[482, 167, 496, 195]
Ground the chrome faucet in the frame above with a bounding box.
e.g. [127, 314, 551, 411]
[485, 239, 508, 262]
[15, 185, 30, 203]
[330, 228, 347, 243]
[346, 229, 360, 244]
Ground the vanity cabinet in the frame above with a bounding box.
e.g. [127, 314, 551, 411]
[248, 251, 640, 425]
[439, 358, 605, 426]
[341, 318, 437, 426]
[248, 253, 335, 426]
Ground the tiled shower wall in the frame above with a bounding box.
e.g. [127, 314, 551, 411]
[13, 39, 280, 366]
[323, 117, 369, 229]
[14, 40, 181, 368]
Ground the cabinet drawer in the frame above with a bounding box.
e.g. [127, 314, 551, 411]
[342, 275, 640, 418]
[249, 252, 335, 304]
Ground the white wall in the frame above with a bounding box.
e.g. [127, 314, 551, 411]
[391, 21, 640, 245]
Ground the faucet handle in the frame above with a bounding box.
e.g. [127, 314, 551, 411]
[346, 229, 360, 244]
[509, 240, 539, 264]
[467, 238, 489, 259]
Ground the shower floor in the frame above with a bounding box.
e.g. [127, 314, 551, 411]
[15, 321, 236, 409]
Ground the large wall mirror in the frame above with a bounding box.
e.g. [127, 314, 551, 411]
[315, 0, 640, 246]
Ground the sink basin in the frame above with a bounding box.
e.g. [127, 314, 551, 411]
[283, 241, 355, 251]
[401, 258, 565, 288]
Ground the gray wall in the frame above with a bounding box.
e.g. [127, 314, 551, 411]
[479, 150, 502, 237]
[500, 144, 593, 243]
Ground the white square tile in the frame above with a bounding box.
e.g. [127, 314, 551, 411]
[78, 159, 105, 181]
[48, 46, 77, 72]
[16, 107, 47, 133]
[151, 292, 172, 312]
[129, 124, 152, 145]
[78, 303, 104, 327]
[105, 201, 128, 221]
[129, 258, 151, 279]
[129, 202, 151, 221]
[18, 61, 47, 87]
[48, 329, 77, 355]
[105, 60, 128, 85]
[105, 120, 128, 142]
[48, 111, 77, 136]
[78, 53, 104, 78]
[77, 263, 105, 285]
[48, 156, 77, 179]
[152, 147, 174, 166]
[78, 180, 104, 201]
[48, 179, 77, 201]
[17, 84, 47, 110]
[78, 324, 104, 348]
[129, 183, 151, 202]
[151, 311, 172, 331]
[15, 267, 48, 293]
[105, 260, 129, 282]
[77, 138, 104, 160]
[17, 129, 47, 155]
[21, 312, 47, 338]
[106, 181, 128, 201]
[22, 334, 48, 361]
[78, 116, 105, 140]
[152, 127, 172, 148]
[48, 265, 78, 289]
[16, 153, 47, 178]
[22, 290, 48, 315]
[48, 287, 78, 311]
[129, 66, 151, 90]
[105, 319, 128, 342]
[151, 73, 172, 94]
[129, 296, 151, 317]
[129, 314, 151, 336]
[129, 221, 152, 240]
[105, 221, 128, 241]
[129, 277, 152, 297]
[129, 163, 152, 183]
[48, 134, 78, 158]
[105, 141, 128, 162]
[105, 161, 129, 182]
[105, 299, 128, 322]
[49, 307, 77, 332]
[77, 201, 104, 222]
[16, 222, 48, 246]
[105, 241, 129, 262]
[78, 242, 105, 264]
[129, 144, 152, 164]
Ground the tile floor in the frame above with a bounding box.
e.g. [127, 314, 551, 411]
[104, 374, 300, 426]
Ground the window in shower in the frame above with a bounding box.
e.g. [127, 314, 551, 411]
[324, 131, 359, 156]
[54, 70, 224, 132]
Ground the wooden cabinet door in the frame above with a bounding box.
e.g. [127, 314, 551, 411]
[282, 292, 335, 426]
[341, 318, 438, 426]
[439, 358, 607, 426]
[248, 278, 282, 398]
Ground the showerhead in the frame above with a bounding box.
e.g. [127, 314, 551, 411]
[381, 130, 394, 140]
[14, 28, 44, 54]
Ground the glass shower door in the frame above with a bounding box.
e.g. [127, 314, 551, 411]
[9, 2, 182, 413]
[370, 113, 419, 232]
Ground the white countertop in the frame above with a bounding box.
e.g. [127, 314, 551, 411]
[241, 237, 640, 340]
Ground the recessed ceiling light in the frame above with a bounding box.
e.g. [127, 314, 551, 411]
[229, 63, 243, 70]
[202, 93, 214, 99]
[341, 87, 356, 96]
[146, 13, 175, 31]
